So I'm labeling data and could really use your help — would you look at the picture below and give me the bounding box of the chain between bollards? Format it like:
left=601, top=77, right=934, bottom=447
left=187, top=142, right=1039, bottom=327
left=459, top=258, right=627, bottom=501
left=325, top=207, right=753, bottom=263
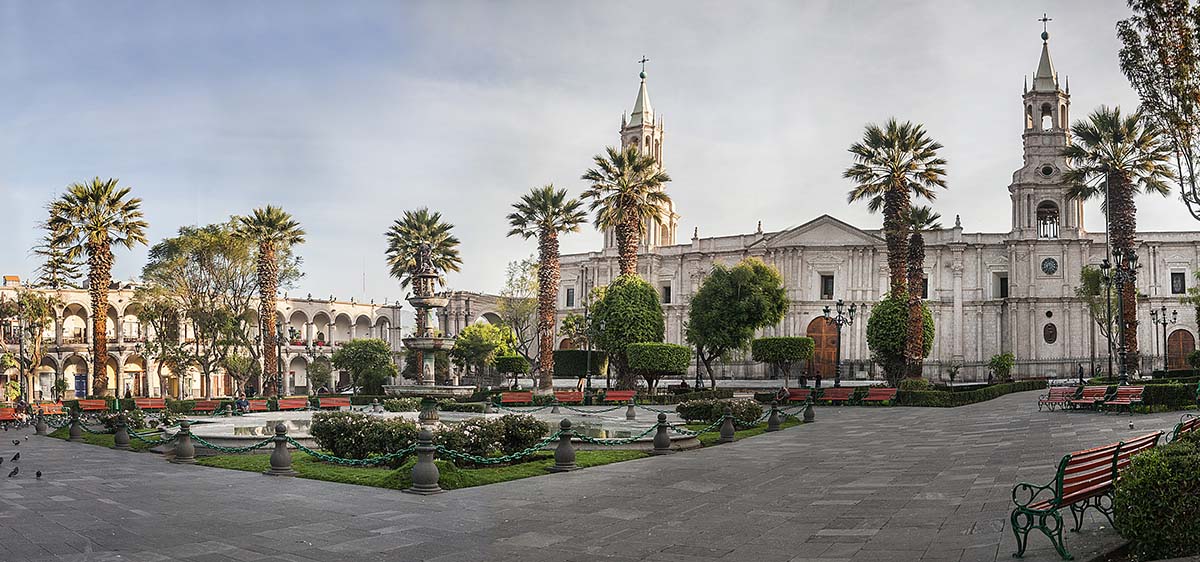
left=264, top=423, right=297, bottom=476
left=171, top=420, right=197, bottom=464
left=766, top=401, right=781, bottom=432
left=406, top=428, right=442, bottom=495
left=113, top=413, right=131, bottom=450
left=652, top=413, right=672, bottom=455
left=549, top=418, right=576, bottom=472
left=718, top=406, right=736, bottom=443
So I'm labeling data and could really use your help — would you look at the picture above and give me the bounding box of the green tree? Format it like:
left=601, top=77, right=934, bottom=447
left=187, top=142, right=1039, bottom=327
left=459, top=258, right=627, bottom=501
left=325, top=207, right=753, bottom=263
left=866, top=293, right=934, bottom=386
left=627, top=342, right=690, bottom=393
left=222, top=352, right=260, bottom=396
left=591, top=275, right=664, bottom=389
left=1117, top=2, right=1200, bottom=222
left=450, top=323, right=515, bottom=380
left=494, top=354, right=531, bottom=388
left=384, top=208, right=462, bottom=289
left=987, top=353, right=1016, bottom=383
left=234, top=206, right=306, bottom=396
left=32, top=218, right=82, bottom=290
left=1063, top=106, right=1174, bottom=372
left=845, top=119, right=948, bottom=295
left=507, top=185, right=588, bottom=390
left=6, top=289, right=60, bottom=400
left=1076, top=265, right=1118, bottom=367
left=559, top=312, right=590, bottom=349
left=307, top=356, right=333, bottom=392
left=132, top=285, right=191, bottom=398
left=685, top=257, right=788, bottom=387
left=581, top=145, right=672, bottom=276
left=904, top=206, right=942, bottom=378
left=331, top=338, right=396, bottom=395
left=495, top=258, right=539, bottom=369
left=46, top=177, right=149, bottom=395
left=750, top=337, right=815, bottom=386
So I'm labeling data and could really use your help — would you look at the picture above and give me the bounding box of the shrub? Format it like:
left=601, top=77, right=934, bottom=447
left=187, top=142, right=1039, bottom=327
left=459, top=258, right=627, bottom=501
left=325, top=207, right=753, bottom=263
left=552, top=350, right=609, bottom=378
left=897, top=378, right=933, bottom=391
left=382, top=397, right=421, bottom=412
left=627, top=342, right=691, bottom=391
left=895, top=380, right=1047, bottom=407
left=98, top=409, right=147, bottom=431
left=435, top=414, right=549, bottom=463
left=1113, top=432, right=1200, bottom=560
left=637, top=389, right=734, bottom=405
left=988, top=353, right=1016, bottom=382
left=309, top=412, right=418, bottom=466
left=436, top=399, right=487, bottom=413
left=1138, top=384, right=1195, bottom=409
left=867, top=293, right=934, bottom=384
left=675, top=398, right=763, bottom=425
left=751, top=337, right=815, bottom=382
left=1190, top=349, right=1200, bottom=370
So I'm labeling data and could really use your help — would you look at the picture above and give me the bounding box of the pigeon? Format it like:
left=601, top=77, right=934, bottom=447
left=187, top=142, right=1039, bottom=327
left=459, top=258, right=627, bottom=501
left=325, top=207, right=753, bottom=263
left=12, top=439, right=19, bottom=446
left=7, top=467, right=17, bottom=478
left=10, top=452, right=18, bottom=462
left=35, top=471, right=41, bottom=479
left=24, top=436, right=28, bottom=441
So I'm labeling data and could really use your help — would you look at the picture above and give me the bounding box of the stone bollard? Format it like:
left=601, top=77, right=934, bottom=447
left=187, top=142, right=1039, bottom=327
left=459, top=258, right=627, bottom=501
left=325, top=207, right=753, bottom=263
left=550, top=400, right=560, bottom=414
left=484, top=402, right=493, bottom=414
left=68, top=413, right=83, bottom=442
left=406, top=428, right=442, bottom=495
left=371, top=399, right=380, bottom=413
left=113, top=413, right=132, bottom=450
left=549, top=419, right=577, bottom=472
left=263, top=423, right=297, bottom=476
left=35, top=414, right=48, bottom=436
left=718, top=406, right=736, bottom=443
left=171, top=421, right=196, bottom=464
left=625, top=400, right=636, bottom=421
left=418, top=397, right=440, bottom=423
left=765, top=401, right=781, bottom=432
left=651, top=413, right=672, bottom=455
left=803, top=398, right=815, bottom=423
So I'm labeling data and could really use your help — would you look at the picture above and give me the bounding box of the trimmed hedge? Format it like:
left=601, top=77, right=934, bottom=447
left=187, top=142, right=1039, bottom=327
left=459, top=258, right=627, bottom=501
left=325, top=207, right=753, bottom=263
left=552, top=350, right=609, bottom=378
left=494, top=355, right=531, bottom=375
left=627, top=343, right=691, bottom=375
left=750, top=337, right=815, bottom=364
left=895, top=380, right=1047, bottom=407
left=1113, top=431, right=1200, bottom=560
left=676, top=398, right=763, bottom=424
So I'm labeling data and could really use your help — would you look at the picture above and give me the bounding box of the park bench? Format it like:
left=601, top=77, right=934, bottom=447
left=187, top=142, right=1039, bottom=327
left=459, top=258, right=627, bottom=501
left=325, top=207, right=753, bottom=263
left=860, top=387, right=897, bottom=405
left=816, top=387, right=854, bottom=404
left=0, top=408, right=16, bottom=423
left=1100, top=386, right=1144, bottom=415
left=190, top=400, right=223, bottom=413
left=1010, top=431, right=1162, bottom=560
left=499, top=392, right=533, bottom=405
left=133, top=398, right=167, bottom=411
left=1169, top=414, right=1199, bottom=442
left=35, top=403, right=64, bottom=415
left=317, top=396, right=352, bottom=410
left=277, top=397, right=310, bottom=411
left=1067, top=386, right=1109, bottom=410
left=602, top=390, right=637, bottom=404
left=1038, top=387, right=1077, bottom=411
left=77, top=399, right=108, bottom=413
left=247, top=400, right=269, bottom=412
left=553, top=391, right=584, bottom=404
left=785, top=388, right=811, bottom=403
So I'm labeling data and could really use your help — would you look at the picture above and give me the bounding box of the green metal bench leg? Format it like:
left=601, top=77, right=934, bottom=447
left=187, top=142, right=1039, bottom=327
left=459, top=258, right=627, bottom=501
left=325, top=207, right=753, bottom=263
left=1011, top=509, right=1032, bottom=558
left=1043, top=511, right=1073, bottom=560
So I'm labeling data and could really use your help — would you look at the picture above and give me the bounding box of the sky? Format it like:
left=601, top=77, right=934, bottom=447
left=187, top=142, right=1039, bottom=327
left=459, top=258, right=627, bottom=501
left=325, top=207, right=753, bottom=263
left=0, top=0, right=1190, bottom=303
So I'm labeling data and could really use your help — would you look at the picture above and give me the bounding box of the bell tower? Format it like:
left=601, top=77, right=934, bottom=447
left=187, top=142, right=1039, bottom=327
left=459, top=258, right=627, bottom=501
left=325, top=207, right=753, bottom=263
left=1009, top=17, right=1083, bottom=240
left=603, top=60, right=679, bottom=251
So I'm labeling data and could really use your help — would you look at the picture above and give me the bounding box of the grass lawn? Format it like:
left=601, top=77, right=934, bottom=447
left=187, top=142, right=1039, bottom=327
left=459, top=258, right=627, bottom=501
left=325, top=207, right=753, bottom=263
left=47, top=426, right=161, bottom=452
left=196, top=449, right=648, bottom=490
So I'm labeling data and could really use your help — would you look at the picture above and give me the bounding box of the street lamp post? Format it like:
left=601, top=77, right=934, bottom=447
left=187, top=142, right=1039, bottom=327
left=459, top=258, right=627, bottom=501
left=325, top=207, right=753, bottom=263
left=581, top=265, right=593, bottom=399
left=822, top=299, right=857, bottom=388
left=16, top=299, right=26, bottom=402
left=275, top=320, right=285, bottom=397
left=1110, top=248, right=1139, bottom=385
left=1149, top=306, right=1177, bottom=373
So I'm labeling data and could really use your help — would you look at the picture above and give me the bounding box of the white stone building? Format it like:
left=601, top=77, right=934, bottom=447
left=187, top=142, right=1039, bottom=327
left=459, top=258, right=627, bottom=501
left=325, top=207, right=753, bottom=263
left=548, top=32, right=1200, bottom=381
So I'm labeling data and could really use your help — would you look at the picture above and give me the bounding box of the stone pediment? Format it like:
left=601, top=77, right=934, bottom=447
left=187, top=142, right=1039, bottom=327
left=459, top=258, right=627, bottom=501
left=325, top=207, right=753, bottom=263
left=752, top=215, right=882, bottom=248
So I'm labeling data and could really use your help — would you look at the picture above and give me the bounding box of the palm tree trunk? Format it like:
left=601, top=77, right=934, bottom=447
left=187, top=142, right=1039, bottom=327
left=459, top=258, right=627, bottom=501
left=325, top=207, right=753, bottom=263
left=536, top=231, right=560, bottom=391
left=258, top=242, right=280, bottom=395
left=1110, top=173, right=1140, bottom=373
left=882, top=189, right=910, bottom=295
left=617, top=217, right=640, bottom=277
left=905, top=232, right=926, bottom=378
left=89, top=244, right=112, bottom=396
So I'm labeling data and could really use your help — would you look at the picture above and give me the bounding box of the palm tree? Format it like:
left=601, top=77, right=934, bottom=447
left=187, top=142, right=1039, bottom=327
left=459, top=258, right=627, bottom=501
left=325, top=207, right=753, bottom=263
left=234, top=206, right=305, bottom=396
left=581, top=145, right=672, bottom=276
left=1063, top=106, right=1174, bottom=373
left=507, top=185, right=587, bottom=390
left=904, top=206, right=942, bottom=378
left=46, top=178, right=148, bottom=396
left=384, top=208, right=462, bottom=290
left=844, top=119, right=948, bottom=295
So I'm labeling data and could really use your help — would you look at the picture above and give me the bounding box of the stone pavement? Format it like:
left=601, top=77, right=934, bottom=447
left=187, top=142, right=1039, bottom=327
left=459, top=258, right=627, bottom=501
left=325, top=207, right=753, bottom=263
left=0, top=391, right=1188, bottom=562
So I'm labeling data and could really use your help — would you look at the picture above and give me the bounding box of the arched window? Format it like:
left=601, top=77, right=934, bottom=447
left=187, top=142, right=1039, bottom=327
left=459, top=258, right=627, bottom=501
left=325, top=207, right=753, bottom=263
left=1060, top=104, right=1068, bottom=129
left=1040, top=103, right=1054, bottom=131
left=1025, top=105, right=1034, bottom=130
left=1037, top=201, right=1059, bottom=239
left=644, top=135, right=651, bottom=153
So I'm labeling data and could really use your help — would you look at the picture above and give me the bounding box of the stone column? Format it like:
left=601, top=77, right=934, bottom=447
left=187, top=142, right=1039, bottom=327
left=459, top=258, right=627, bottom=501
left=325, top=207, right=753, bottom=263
left=86, top=319, right=93, bottom=345
left=305, top=322, right=313, bottom=346
left=326, top=322, right=335, bottom=346
left=56, top=316, right=63, bottom=346
left=952, top=261, right=964, bottom=362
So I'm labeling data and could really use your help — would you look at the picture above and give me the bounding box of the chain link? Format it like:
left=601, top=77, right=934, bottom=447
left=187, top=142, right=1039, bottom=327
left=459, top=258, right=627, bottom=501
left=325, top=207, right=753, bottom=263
left=286, top=437, right=417, bottom=466
left=635, top=404, right=677, bottom=414
left=128, top=430, right=176, bottom=446
left=561, top=404, right=625, bottom=414
left=492, top=404, right=554, bottom=414
left=189, top=434, right=275, bottom=454
left=669, top=417, right=726, bottom=436
left=573, top=424, right=658, bottom=446
left=433, top=431, right=561, bottom=465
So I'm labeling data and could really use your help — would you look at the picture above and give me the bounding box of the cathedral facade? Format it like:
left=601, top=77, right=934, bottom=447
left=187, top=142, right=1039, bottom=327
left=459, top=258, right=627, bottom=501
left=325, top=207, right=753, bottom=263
left=552, top=33, right=1200, bottom=382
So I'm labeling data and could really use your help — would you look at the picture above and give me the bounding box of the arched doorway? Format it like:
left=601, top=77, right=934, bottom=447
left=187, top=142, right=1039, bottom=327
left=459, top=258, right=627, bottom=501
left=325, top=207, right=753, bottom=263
left=1167, top=329, right=1196, bottom=371
left=806, top=317, right=837, bottom=379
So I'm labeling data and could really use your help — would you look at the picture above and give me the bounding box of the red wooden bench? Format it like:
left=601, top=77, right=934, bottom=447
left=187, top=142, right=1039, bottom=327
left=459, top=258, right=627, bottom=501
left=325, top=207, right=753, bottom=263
left=0, top=408, right=16, bottom=423
left=1100, top=386, right=1144, bottom=414
left=1038, top=387, right=1076, bottom=411
left=318, top=396, right=352, bottom=409
left=602, top=390, right=636, bottom=403
left=1010, top=431, right=1163, bottom=559
left=77, top=399, right=108, bottom=412
left=785, top=388, right=812, bottom=403
left=500, top=392, right=533, bottom=405
left=1067, top=386, right=1109, bottom=410
left=860, top=387, right=897, bottom=405
left=553, top=391, right=584, bottom=404
left=134, top=398, right=167, bottom=411
left=34, top=403, right=64, bottom=415
left=247, top=400, right=270, bottom=412
left=816, top=387, right=854, bottom=404
left=190, top=400, right=223, bottom=413
left=277, top=397, right=310, bottom=411
left=1170, top=414, right=1199, bottom=442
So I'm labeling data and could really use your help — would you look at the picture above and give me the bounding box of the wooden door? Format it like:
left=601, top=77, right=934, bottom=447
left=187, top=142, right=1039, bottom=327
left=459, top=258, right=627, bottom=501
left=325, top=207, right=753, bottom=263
left=1167, top=329, right=1196, bottom=371
left=806, top=317, right=837, bottom=378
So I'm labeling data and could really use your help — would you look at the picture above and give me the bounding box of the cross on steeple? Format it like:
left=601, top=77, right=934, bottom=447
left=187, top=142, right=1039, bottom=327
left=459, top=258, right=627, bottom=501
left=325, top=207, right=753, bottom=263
left=1039, top=13, right=1052, bottom=40
left=638, top=55, right=650, bottom=74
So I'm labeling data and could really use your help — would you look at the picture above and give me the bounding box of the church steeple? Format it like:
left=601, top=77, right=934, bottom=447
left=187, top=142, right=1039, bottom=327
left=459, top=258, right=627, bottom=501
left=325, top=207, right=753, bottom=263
left=629, top=69, right=653, bottom=127
left=1032, top=25, right=1058, bottom=92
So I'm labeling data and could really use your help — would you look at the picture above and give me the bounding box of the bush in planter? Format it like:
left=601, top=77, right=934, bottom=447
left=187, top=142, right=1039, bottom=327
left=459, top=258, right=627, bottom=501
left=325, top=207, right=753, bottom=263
left=382, top=397, right=421, bottom=412
left=627, top=342, right=691, bottom=392
left=434, top=414, right=549, bottom=463
left=675, top=398, right=763, bottom=425
left=1113, top=432, right=1200, bottom=560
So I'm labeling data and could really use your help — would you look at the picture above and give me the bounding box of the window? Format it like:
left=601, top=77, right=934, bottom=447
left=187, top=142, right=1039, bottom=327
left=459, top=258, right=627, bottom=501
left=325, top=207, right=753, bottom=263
left=1173, top=272, right=1187, bottom=295
left=994, top=273, right=1009, bottom=299
left=820, top=275, right=834, bottom=300
left=565, top=288, right=575, bottom=308
left=661, top=285, right=672, bottom=304
left=922, top=277, right=929, bottom=300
